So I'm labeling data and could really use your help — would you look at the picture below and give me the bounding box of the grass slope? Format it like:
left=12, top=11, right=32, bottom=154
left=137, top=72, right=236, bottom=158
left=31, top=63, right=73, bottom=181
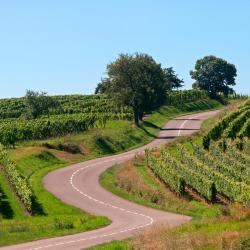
left=0, top=99, right=222, bottom=246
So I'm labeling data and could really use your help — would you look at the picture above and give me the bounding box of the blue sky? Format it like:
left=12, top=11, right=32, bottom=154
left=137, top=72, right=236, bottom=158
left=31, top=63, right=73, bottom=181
left=0, top=0, right=249, bottom=98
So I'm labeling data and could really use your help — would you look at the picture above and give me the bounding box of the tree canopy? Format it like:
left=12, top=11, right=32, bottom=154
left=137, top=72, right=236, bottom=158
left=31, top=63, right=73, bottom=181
left=24, top=90, right=58, bottom=119
left=190, top=55, right=237, bottom=98
left=95, top=53, right=183, bottom=125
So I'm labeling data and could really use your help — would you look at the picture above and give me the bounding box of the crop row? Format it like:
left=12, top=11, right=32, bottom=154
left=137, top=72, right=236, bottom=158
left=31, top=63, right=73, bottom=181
left=165, top=90, right=208, bottom=106
left=192, top=145, right=250, bottom=185
left=145, top=143, right=250, bottom=204
left=0, top=94, right=132, bottom=119
left=0, top=112, right=136, bottom=147
left=238, top=117, right=250, bottom=138
left=145, top=149, right=215, bottom=201
left=0, top=90, right=208, bottom=119
left=178, top=147, right=250, bottom=203
left=0, top=146, right=32, bottom=211
left=203, top=100, right=250, bottom=148
left=209, top=143, right=250, bottom=178
left=223, top=110, right=250, bottom=139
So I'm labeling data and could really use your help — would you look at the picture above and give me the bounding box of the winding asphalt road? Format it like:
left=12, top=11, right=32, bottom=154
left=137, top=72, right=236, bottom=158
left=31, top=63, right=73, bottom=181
left=1, top=110, right=219, bottom=250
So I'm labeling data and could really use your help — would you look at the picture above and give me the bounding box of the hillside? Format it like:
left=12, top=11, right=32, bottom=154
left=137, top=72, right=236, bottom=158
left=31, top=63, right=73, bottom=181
left=99, top=99, right=250, bottom=249
left=0, top=91, right=223, bottom=246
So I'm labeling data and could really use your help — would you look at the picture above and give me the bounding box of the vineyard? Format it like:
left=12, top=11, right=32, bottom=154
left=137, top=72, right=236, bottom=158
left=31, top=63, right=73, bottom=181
left=146, top=100, right=250, bottom=204
left=0, top=91, right=209, bottom=146
left=203, top=99, right=250, bottom=148
left=0, top=91, right=208, bottom=119
left=146, top=139, right=250, bottom=204
left=0, top=94, right=131, bottom=119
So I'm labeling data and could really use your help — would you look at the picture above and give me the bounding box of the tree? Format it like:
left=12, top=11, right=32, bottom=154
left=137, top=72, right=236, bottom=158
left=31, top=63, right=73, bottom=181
left=190, top=56, right=237, bottom=98
left=164, top=67, right=183, bottom=89
left=95, top=78, right=112, bottom=94
left=96, top=53, right=181, bottom=126
left=24, top=90, right=59, bottom=119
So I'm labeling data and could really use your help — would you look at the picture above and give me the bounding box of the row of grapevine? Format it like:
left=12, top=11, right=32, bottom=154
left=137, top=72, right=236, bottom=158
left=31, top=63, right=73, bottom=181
left=208, top=143, right=250, bottom=179
left=165, top=90, right=208, bottom=106
left=192, top=145, right=250, bottom=185
left=238, top=118, right=250, bottom=138
left=203, top=100, right=250, bottom=148
left=145, top=150, right=185, bottom=195
left=178, top=147, right=250, bottom=203
left=223, top=110, right=250, bottom=139
left=0, top=146, right=32, bottom=211
left=221, top=143, right=250, bottom=166
left=0, top=91, right=208, bottom=119
left=145, top=150, right=215, bottom=200
left=0, top=94, right=133, bottom=119
left=0, top=114, right=98, bottom=146
left=0, top=112, right=135, bottom=147
left=145, top=142, right=250, bottom=204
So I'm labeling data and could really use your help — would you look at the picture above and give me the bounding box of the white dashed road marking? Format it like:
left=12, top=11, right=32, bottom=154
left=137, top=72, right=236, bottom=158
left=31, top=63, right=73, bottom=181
left=25, top=113, right=206, bottom=250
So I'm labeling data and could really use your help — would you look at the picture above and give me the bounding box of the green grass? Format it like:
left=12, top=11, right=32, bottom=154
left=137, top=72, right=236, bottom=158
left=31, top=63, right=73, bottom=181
left=85, top=240, right=130, bottom=250
left=0, top=150, right=109, bottom=246
left=0, top=98, right=223, bottom=246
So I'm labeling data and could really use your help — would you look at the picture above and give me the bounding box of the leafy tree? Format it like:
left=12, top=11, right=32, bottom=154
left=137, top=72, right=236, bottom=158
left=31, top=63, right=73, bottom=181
left=96, top=53, right=182, bottom=125
left=95, top=78, right=112, bottom=94
left=24, top=90, right=59, bottom=119
left=190, top=55, right=237, bottom=98
left=164, top=67, right=183, bottom=89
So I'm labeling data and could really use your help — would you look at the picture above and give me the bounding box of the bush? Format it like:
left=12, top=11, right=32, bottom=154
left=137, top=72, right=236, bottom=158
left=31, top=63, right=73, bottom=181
left=43, top=143, right=81, bottom=154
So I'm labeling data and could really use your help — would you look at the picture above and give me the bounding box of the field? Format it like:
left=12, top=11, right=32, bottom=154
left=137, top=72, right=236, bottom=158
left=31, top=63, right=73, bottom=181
left=99, top=100, right=250, bottom=249
left=0, top=91, right=224, bottom=246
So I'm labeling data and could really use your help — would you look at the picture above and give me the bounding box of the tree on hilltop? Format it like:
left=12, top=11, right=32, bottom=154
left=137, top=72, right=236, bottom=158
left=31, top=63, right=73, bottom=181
left=190, top=55, right=237, bottom=98
left=24, top=90, right=59, bottom=119
left=95, top=53, right=183, bottom=126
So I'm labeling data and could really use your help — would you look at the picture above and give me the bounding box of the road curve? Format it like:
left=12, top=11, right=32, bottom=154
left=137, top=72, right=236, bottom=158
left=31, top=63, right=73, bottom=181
left=1, top=110, right=219, bottom=250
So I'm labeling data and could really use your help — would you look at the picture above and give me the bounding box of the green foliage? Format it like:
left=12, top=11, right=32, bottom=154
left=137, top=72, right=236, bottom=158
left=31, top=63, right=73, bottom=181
left=145, top=150, right=185, bottom=195
left=96, top=53, right=182, bottom=125
left=224, top=110, right=250, bottom=139
left=146, top=141, right=250, bottom=204
left=165, top=89, right=208, bottom=106
left=179, top=146, right=250, bottom=203
left=0, top=94, right=132, bottom=119
left=190, top=55, right=237, bottom=97
left=203, top=99, right=250, bottom=146
left=145, top=150, right=215, bottom=201
left=0, top=146, right=32, bottom=211
left=0, top=114, right=104, bottom=145
left=239, top=117, right=250, bottom=138
left=24, top=90, right=59, bottom=119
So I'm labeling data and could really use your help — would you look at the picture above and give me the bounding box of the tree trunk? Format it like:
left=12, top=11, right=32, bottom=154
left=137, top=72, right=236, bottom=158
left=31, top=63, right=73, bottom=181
left=133, top=107, right=139, bottom=126
left=139, top=111, right=144, bottom=121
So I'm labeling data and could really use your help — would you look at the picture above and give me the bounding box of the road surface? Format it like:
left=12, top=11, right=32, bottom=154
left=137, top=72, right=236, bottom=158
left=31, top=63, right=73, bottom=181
left=1, top=110, right=219, bottom=250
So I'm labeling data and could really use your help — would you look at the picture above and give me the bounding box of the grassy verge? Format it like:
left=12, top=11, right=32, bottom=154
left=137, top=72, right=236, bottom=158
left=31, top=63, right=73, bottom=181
left=0, top=99, right=222, bottom=246
left=0, top=150, right=109, bottom=246
left=98, top=100, right=250, bottom=249
left=85, top=241, right=130, bottom=250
